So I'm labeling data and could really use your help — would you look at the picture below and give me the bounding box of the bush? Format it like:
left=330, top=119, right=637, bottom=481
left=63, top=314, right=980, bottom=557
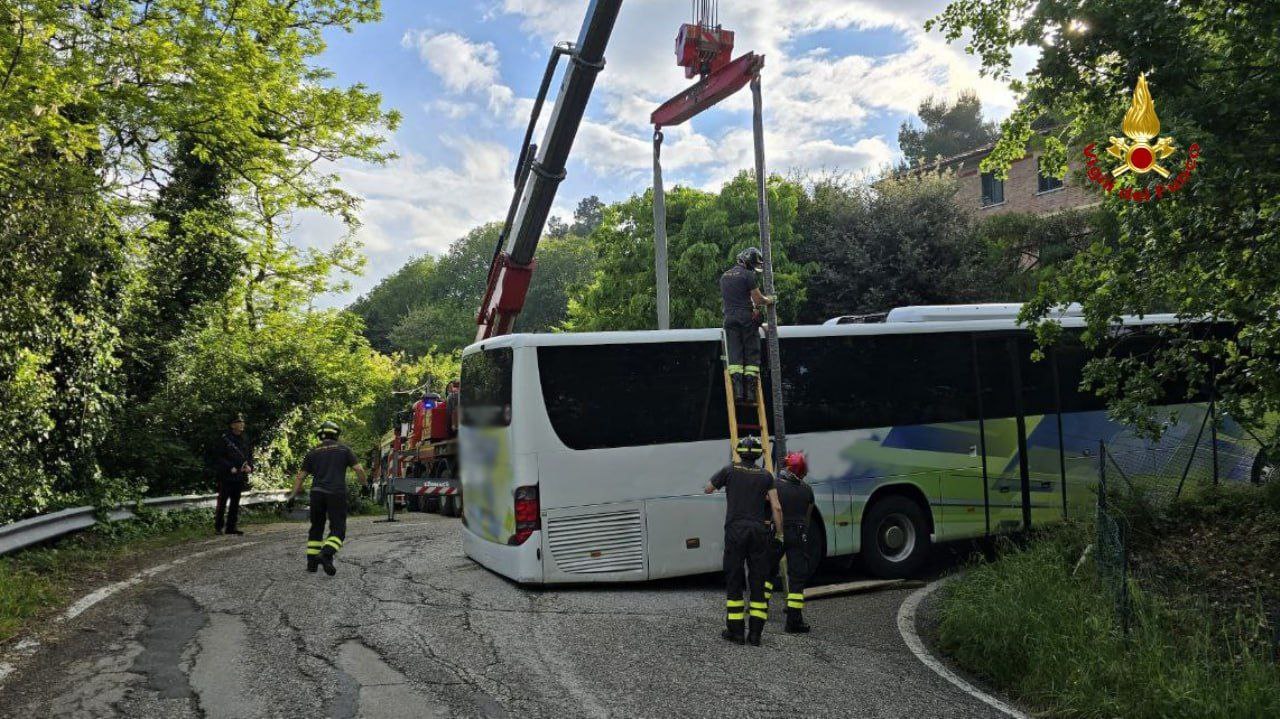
left=936, top=520, right=1280, bottom=719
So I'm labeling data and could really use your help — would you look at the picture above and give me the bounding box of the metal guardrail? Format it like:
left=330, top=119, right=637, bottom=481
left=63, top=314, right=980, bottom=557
left=0, top=490, right=291, bottom=557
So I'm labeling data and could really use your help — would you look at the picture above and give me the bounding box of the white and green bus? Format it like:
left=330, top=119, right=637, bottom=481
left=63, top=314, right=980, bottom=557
left=460, top=305, right=1254, bottom=584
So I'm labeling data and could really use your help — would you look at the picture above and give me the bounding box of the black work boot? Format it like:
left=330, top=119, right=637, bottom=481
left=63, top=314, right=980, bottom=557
left=747, top=616, right=765, bottom=646
left=785, top=608, right=811, bottom=634
left=320, top=548, right=337, bottom=576
left=731, top=374, right=745, bottom=402
left=306, top=556, right=319, bottom=573
left=722, top=619, right=745, bottom=645
left=743, top=375, right=758, bottom=405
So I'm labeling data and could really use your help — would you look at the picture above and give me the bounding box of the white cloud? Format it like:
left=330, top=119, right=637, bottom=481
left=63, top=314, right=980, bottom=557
left=495, top=0, right=1028, bottom=182
left=297, top=139, right=515, bottom=306
left=308, top=1, right=1037, bottom=304
left=402, top=30, right=516, bottom=113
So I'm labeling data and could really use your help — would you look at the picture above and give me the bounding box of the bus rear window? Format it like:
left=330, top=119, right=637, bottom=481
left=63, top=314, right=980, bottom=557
left=462, top=348, right=513, bottom=427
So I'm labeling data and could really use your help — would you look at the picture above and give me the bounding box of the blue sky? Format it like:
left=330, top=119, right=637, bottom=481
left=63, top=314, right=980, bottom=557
left=301, top=0, right=1031, bottom=306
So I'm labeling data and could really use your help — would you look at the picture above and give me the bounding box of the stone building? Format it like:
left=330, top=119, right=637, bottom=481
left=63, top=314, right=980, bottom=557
left=916, top=144, right=1097, bottom=217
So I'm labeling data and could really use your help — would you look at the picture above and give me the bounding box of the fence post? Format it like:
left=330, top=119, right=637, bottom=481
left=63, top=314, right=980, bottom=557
left=1175, top=408, right=1209, bottom=499
left=1210, top=398, right=1220, bottom=485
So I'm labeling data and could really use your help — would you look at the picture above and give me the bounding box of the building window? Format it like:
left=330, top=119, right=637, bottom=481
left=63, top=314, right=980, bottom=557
left=1037, top=157, right=1064, bottom=193
left=980, top=172, right=1004, bottom=207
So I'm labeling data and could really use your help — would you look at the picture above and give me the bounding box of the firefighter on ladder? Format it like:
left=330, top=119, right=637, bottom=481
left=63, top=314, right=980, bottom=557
left=705, top=436, right=784, bottom=646
left=767, top=451, right=815, bottom=633
left=720, top=248, right=773, bottom=403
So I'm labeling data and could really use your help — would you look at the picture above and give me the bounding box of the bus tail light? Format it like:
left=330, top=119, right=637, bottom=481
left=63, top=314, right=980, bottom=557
left=510, top=485, right=540, bottom=545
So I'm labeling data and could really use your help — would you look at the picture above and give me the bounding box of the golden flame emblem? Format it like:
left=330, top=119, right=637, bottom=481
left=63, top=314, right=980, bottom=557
left=1107, top=74, right=1176, bottom=178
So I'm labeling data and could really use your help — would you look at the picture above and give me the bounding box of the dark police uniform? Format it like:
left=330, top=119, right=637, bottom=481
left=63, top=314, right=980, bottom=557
left=709, top=462, right=775, bottom=638
left=300, top=439, right=360, bottom=563
left=214, top=431, right=253, bottom=533
left=720, top=265, right=761, bottom=390
left=768, top=469, right=816, bottom=619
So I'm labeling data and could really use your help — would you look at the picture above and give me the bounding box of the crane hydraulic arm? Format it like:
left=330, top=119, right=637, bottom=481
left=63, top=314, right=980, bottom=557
left=474, top=0, right=624, bottom=342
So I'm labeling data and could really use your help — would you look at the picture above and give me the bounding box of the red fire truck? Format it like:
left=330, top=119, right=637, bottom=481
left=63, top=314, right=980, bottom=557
left=369, top=393, right=462, bottom=519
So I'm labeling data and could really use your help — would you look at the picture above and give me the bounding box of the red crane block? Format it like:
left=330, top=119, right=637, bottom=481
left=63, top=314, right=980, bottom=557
left=651, top=52, right=764, bottom=128
left=675, top=22, right=735, bottom=79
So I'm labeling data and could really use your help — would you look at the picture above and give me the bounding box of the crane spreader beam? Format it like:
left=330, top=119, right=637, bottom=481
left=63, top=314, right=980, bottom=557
left=650, top=52, right=763, bottom=128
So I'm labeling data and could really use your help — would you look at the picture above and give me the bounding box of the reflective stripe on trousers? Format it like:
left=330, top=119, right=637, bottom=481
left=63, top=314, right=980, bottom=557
left=726, top=599, right=745, bottom=621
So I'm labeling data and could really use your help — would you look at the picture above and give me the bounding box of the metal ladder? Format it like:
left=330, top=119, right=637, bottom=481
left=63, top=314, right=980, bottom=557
left=721, top=331, right=792, bottom=605
left=720, top=334, right=773, bottom=473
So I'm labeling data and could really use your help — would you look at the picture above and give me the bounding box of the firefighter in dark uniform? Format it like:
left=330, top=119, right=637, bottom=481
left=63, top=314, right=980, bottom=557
left=720, top=248, right=774, bottom=403
left=288, top=421, right=368, bottom=576
left=767, top=451, right=816, bottom=633
left=704, top=436, right=784, bottom=646
left=214, top=414, right=254, bottom=535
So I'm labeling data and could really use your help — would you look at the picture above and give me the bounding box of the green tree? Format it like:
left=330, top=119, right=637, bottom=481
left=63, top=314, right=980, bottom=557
left=568, top=173, right=809, bottom=332
left=136, top=310, right=393, bottom=494
left=897, top=91, right=998, bottom=166
left=930, top=0, right=1280, bottom=432
left=376, top=222, right=597, bottom=355
left=975, top=208, right=1108, bottom=300
left=793, top=172, right=999, bottom=321
left=0, top=1, right=397, bottom=520
left=350, top=256, right=437, bottom=353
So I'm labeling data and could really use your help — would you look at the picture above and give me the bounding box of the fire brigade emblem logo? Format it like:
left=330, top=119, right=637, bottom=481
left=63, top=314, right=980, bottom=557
left=1083, top=74, right=1200, bottom=203
left=1106, top=75, right=1175, bottom=178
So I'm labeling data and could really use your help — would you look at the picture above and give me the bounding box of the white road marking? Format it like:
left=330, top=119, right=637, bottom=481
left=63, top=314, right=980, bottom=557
left=896, top=578, right=1031, bottom=719
left=61, top=542, right=257, bottom=621
left=0, top=541, right=259, bottom=690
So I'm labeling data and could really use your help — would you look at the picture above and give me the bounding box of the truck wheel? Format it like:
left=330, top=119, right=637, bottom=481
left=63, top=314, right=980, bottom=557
left=442, top=495, right=458, bottom=517
left=425, top=495, right=441, bottom=513
left=860, top=495, right=931, bottom=579
left=406, top=494, right=422, bottom=512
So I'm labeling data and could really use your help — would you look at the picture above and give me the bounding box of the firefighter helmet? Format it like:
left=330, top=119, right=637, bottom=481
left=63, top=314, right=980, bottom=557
left=736, top=247, right=764, bottom=272
left=317, top=421, right=341, bottom=440
left=784, top=451, right=809, bottom=480
left=737, top=436, right=763, bottom=461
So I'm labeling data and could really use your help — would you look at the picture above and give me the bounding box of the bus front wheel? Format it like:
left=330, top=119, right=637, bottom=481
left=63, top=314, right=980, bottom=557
left=860, top=495, right=931, bottom=579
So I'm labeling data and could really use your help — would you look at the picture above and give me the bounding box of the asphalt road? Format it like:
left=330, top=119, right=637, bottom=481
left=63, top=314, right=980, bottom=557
left=0, top=513, right=1008, bottom=719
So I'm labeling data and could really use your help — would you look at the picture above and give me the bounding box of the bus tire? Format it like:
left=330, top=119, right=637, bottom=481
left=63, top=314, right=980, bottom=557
left=860, top=495, right=931, bottom=579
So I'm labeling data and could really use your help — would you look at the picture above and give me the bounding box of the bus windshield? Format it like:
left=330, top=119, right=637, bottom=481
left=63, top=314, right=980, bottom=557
left=462, top=348, right=513, bottom=427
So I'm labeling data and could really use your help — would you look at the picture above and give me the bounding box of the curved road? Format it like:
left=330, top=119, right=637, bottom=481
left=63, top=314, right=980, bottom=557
left=0, top=513, right=1007, bottom=718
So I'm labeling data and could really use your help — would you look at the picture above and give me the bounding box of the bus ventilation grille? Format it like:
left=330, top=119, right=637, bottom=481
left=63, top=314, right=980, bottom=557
left=546, top=510, right=645, bottom=575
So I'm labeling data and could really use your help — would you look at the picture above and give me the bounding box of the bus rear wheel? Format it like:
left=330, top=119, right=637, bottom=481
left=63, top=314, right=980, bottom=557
left=860, top=495, right=931, bottom=579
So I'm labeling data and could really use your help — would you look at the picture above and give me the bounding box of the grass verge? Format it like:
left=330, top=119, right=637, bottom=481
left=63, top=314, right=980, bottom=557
left=934, top=483, right=1280, bottom=719
left=0, top=505, right=285, bottom=646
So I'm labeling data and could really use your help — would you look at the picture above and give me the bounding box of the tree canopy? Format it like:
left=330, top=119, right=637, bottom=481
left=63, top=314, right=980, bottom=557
left=0, top=1, right=398, bottom=521
left=930, top=0, right=1280, bottom=433
left=897, top=91, right=999, bottom=167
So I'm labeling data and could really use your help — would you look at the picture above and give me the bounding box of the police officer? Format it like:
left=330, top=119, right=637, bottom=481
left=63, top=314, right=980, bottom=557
left=720, top=248, right=774, bottom=402
left=289, top=421, right=368, bottom=576
left=214, top=414, right=254, bottom=535
left=768, top=451, right=816, bottom=633
left=704, top=436, right=784, bottom=646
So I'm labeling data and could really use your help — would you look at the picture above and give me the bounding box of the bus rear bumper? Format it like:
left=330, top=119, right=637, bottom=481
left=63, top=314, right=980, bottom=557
left=463, top=525, right=544, bottom=584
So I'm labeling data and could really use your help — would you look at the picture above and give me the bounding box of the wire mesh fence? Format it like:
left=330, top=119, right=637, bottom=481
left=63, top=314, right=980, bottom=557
left=1093, top=407, right=1278, bottom=654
